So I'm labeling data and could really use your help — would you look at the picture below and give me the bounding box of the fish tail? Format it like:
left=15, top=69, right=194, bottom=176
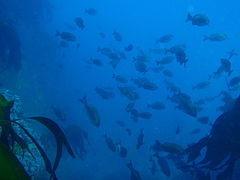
left=79, top=96, right=87, bottom=104
left=185, top=13, right=192, bottom=22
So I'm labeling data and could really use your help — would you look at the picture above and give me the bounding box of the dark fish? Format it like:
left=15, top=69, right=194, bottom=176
left=136, top=128, right=144, bottom=150
left=56, top=31, right=76, bottom=41
left=228, top=76, right=240, bottom=88
left=125, top=44, right=133, bottom=51
left=112, top=74, right=128, bottom=83
left=125, top=103, right=135, bottom=112
left=116, top=143, right=128, bottom=158
left=154, top=154, right=171, bottom=177
left=112, top=31, right=122, bottom=42
left=149, top=157, right=157, bottom=175
left=118, top=86, right=139, bottom=100
left=89, top=58, right=103, bottom=66
left=104, top=134, right=116, bottom=152
left=197, top=116, right=209, bottom=125
left=192, top=81, right=210, bottom=90
left=51, top=105, right=66, bottom=122
left=134, top=61, right=148, bottom=73
left=85, top=8, right=97, bottom=16
left=168, top=92, right=198, bottom=117
left=152, top=141, right=184, bottom=154
left=133, top=77, right=158, bottom=91
left=204, top=33, right=227, bottom=42
left=156, top=56, right=175, bottom=65
left=126, top=161, right=142, bottom=180
left=74, top=17, right=85, bottom=30
left=79, top=96, right=101, bottom=127
left=138, top=112, right=152, bottom=119
left=166, top=45, right=188, bottom=66
left=186, top=13, right=209, bottom=26
left=147, top=101, right=165, bottom=110
left=95, top=87, right=115, bottom=99
left=211, top=58, right=233, bottom=78
left=64, top=124, right=88, bottom=160
left=156, top=34, right=173, bottom=43
left=163, top=70, right=173, bottom=78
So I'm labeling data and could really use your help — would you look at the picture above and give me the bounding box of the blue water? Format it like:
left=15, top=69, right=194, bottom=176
left=1, top=0, right=240, bottom=179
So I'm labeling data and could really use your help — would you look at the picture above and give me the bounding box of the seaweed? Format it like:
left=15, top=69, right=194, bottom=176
left=0, top=94, right=76, bottom=179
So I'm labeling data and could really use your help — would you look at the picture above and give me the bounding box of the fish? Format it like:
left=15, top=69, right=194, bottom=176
left=186, top=13, right=209, bottom=26
left=147, top=101, right=165, bottom=110
left=118, top=87, right=139, bottom=100
left=64, top=124, right=88, bottom=160
left=168, top=92, right=198, bottom=117
left=74, top=17, right=85, bottom=30
left=116, top=142, right=128, bottom=158
left=166, top=45, right=188, bottom=66
left=132, top=77, right=158, bottom=91
left=112, top=31, right=122, bottom=42
left=79, top=96, right=101, bottom=127
left=151, top=140, right=184, bottom=154
left=156, top=56, right=175, bottom=65
left=192, top=81, right=210, bottom=90
left=56, top=31, right=76, bottom=41
left=134, top=61, right=148, bottom=73
left=156, top=34, right=173, bottom=43
left=89, top=58, right=103, bottom=66
left=125, top=44, right=134, bottom=51
left=204, top=33, right=227, bottom=41
left=136, top=128, right=144, bottom=150
left=228, top=76, right=240, bottom=88
left=85, top=8, right=97, bottom=16
left=149, top=157, right=157, bottom=175
left=138, top=112, right=152, bottom=119
left=154, top=154, right=171, bottom=177
left=95, top=87, right=115, bottom=99
left=163, top=70, right=173, bottom=78
left=51, top=105, right=66, bottom=122
left=126, top=161, right=142, bottom=180
left=125, top=103, right=135, bottom=112
left=112, top=74, right=128, bottom=83
left=104, top=134, right=116, bottom=152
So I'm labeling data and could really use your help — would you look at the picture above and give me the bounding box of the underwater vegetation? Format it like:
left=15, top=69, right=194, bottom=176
left=0, top=93, right=75, bottom=179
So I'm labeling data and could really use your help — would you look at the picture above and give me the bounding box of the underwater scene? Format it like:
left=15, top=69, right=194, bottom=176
left=0, top=0, right=240, bottom=179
